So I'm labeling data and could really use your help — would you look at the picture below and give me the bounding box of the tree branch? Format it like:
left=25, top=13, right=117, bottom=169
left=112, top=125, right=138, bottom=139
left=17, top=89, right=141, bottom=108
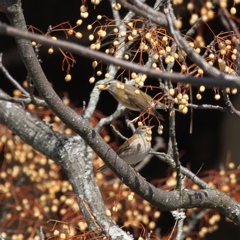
left=0, top=22, right=240, bottom=89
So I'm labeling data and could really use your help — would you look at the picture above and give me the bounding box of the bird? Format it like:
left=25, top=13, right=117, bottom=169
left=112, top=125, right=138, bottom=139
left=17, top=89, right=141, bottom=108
left=97, top=126, right=153, bottom=172
left=97, top=80, right=164, bottom=121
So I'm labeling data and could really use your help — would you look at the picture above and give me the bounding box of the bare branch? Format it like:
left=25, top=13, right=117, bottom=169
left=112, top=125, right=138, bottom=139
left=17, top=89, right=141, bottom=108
left=188, top=103, right=240, bottom=117
left=169, top=111, right=182, bottom=190
left=95, top=104, right=126, bottom=132
left=0, top=23, right=240, bottom=89
left=149, top=151, right=213, bottom=189
left=0, top=53, right=48, bottom=107
left=0, top=93, right=47, bottom=107
left=0, top=53, right=29, bottom=97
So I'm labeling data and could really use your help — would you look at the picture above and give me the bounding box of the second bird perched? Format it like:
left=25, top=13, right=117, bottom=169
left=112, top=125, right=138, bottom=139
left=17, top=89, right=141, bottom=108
left=97, top=80, right=164, bottom=121
left=97, top=126, right=153, bottom=172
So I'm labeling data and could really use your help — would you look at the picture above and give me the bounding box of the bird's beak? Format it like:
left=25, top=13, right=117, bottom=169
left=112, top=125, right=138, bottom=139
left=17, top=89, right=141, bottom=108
left=146, top=125, right=154, bottom=134
left=97, top=84, right=108, bottom=90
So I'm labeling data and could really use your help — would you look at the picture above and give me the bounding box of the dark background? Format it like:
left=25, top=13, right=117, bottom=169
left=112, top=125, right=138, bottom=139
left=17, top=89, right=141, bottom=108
left=0, top=0, right=240, bottom=238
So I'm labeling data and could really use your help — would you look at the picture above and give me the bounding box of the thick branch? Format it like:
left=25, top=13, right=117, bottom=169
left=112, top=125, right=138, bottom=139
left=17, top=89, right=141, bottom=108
left=0, top=89, right=132, bottom=239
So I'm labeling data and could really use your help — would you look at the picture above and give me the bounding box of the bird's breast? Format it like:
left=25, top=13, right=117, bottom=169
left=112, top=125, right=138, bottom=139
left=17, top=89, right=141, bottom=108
left=118, top=137, right=150, bottom=165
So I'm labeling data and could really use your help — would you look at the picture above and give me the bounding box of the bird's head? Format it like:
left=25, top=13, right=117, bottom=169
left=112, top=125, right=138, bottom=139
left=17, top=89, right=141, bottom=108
left=97, top=80, right=124, bottom=92
left=136, top=126, right=154, bottom=135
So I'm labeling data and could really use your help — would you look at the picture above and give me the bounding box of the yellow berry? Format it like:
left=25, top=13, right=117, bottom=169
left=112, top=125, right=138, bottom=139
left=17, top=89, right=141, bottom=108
left=157, top=127, right=163, bottom=135
left=190, top=14, right=199, bottom=25
left=183, top=94, right=189, bottom=100
left=105, top=209, right=111, bottom=217
left=181, top=98, right=188, bottom=105
left=225, top=87, right=230, bottom=93
left=96, top=71, right=102, bottom=76
left=198, top=68, right=204, bottom=75
left=174, top=19, right=182, bottom=29
left=80, top=5, right=87, bottom=13
left=231, top=54, right=236, bottom=61
left=131, top=72, right=137, bottom=79
left=199, top=85, right=205, bottom=92
left=182, top=106, right=188, bottom=114
left=181, top=65, right=187, bottom=71
left=92, top=61, right=98, bottom=68
left=145, top=32, right=152, bottom=40
left=120, top=31, right=127, bottom=37
left=113, top=40, right=119, bottom=46
left=214, top=94, right=221, bottom=100
left=148, top=221, right=156, bottom=229
left=75, top=32, right=82, bottom=38
left=196, top=93, right=202, bottom=100
left=207, top=10, right=215, bottom=19
left=81, top=12, right=89, bottom=18
left=166, top=46, right=171, bottom=53
left=152, top=62, right=157, bottom=68
left=159, top=49, right=166, bottom=55
left=65, top=74, right=72, bottom=82
left=76, top=19, right=83, bottom=25
left=89, top=77, right=95, bottom=84
left=177, top=93, right=183, bottom=100
left=206, top=1, right=213, bottom=9
left=113, top=28, right=119, bottom=33
left=89, top=34, right=94, bottom=41
left=90, top=44, right=96, bottom=50
left=146, top=136, right=152, bottom=142
left=220, top=1, right=227, bottom=8
left=48, top=47, right=54, bottom=54
left=187, top=2, right=194, bottom=10
left=169, top=88, right=175, bottom=96
left=154, top=211, right=161, bottom=218
left=112, top=3, right=121, bottom=10
left=209, top=53, right=215, bottom=59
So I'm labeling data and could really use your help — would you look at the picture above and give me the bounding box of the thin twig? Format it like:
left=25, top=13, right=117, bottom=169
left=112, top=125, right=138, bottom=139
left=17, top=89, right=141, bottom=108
left=188, top=103, right=240, bottom=117
left=168, top=111, right=182, bottom=190
left=149, top=151, right=213, bottom=189
left=180, top=209, right=210, bottom=240
left=110, top=123, right=128, bottom=141
left=95, top=104, right=126, bottom=132
left=0, top=90, right=48, bottom=107
left=0, top=53, right=29, bottom=97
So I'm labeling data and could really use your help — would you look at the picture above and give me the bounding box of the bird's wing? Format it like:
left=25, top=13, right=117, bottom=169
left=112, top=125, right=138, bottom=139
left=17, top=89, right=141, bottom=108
left=110, top=88, right=137, bottom=110
left=124, top=86, right=152, bottom=110
left=116, top=139, right=132, bottom=156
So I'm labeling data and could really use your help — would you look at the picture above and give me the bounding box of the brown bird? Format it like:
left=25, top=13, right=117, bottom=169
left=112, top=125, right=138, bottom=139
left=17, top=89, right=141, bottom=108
left=97, top=126, right=153, bottom=172
left=97, top=80, right=164, bottom=121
